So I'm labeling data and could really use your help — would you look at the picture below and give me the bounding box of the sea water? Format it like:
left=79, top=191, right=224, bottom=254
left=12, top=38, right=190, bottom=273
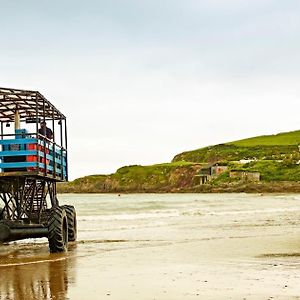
left=60, top=193, right=300, bottom=243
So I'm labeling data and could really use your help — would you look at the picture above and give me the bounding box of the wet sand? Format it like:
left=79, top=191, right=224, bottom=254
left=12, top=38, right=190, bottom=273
left=1, top=193, right=300, bottom=299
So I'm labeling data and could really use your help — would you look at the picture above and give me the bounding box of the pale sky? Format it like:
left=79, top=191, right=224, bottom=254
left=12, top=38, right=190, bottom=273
left=1, top=0, right=300, bottom=179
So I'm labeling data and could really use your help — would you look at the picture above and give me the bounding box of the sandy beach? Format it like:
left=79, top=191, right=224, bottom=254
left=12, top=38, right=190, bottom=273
left=1, top=193, right=300, bottom=299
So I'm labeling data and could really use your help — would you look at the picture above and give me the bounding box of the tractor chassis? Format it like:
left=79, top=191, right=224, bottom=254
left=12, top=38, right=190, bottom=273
left=0, top=176, right=58, bottom=244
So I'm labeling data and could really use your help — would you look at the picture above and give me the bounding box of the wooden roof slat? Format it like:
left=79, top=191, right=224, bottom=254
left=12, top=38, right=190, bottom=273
left=0, top=87, right=65, bottom=122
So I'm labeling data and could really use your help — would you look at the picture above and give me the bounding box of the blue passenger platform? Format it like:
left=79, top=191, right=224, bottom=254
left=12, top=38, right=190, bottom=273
left=0, top=130, right=67, bottom=182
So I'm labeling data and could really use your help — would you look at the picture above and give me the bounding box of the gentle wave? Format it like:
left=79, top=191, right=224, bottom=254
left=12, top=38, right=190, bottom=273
left=183, top=207, right=300, bottom=216
left=77, top=210, right=180, bottom=221
left=78, top=206, right=300, bottom=221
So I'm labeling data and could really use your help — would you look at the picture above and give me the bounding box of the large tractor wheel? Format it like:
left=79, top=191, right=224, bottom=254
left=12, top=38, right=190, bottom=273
left=48, top=206, right=68, bottom=253
left=62, top=205, right=77, bottom=242
left=0, top=207, right=6, bottom=220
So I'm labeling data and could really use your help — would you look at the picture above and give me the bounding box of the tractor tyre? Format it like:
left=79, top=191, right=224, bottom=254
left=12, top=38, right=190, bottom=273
left=0, top=207, right=6, bottom=220
left=62, top=205, right=77, bottom=242
left=48, top=206, right=68, bottom=253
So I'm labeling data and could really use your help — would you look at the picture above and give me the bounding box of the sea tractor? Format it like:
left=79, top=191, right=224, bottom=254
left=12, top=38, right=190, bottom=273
left=0, top=87, right=76, bottom=252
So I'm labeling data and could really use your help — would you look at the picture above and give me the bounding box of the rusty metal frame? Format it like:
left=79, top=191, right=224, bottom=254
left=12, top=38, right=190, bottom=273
left=0, top=87, right=65, bottom=122
left=0, top=177, right=58, bottom=224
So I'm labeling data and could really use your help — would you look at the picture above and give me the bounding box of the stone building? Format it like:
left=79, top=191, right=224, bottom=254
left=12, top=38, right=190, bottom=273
left=196, top=163, right=228, bottom=185
left=229, top=170, right=260, bottom=181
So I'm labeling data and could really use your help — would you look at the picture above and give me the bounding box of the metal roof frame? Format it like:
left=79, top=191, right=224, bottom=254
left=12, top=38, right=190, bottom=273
left=0, top=87, right=66, bottom=122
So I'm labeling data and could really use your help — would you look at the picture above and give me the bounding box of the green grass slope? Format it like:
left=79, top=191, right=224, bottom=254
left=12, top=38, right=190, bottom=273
left=173, top=130, right=300, bottom=163
left=229, top=130, right=300, bottom=146
left=58, top=162, right=202, bottom=193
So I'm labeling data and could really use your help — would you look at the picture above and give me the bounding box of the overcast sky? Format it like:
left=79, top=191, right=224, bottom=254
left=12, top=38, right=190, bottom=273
left=1, top=0, right=300, bottom=179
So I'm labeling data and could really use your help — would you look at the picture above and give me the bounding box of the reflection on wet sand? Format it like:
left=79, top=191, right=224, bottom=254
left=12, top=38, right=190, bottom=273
left=0, top=243, right=77, bottom=300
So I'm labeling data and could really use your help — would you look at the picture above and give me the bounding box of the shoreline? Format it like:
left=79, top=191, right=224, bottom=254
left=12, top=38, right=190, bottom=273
left=58, top=181, right=300, bottom=194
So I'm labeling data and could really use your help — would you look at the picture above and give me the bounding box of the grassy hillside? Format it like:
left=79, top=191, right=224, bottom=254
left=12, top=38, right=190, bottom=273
left=172, top=144, right=297, bottom=163
left=173, top=130, right=300, bottom=163
left=59, top=129, right=300, bottom=193
left=229, top=130, right=300, bottom=146
left=58, top=162, right=202, bottom=193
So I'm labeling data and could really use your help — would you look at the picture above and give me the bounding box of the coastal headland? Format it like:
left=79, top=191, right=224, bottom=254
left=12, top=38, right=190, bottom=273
left=59, top=130, right=300, bottom=193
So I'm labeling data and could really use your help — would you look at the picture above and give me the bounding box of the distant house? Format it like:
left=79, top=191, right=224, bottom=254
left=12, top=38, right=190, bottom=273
left=195, top=163, right=228, bottom=185
left=229, top=170, right=260, bottom=181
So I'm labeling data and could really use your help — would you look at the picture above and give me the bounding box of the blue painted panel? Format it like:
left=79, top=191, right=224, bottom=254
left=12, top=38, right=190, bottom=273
left=0, top=151, right=66, bottom=166
left=50, top=155, right=66, bottom=166
left=0, top=137, right=67, bottom=180
left=36, top=164, right=65, bottom=176
left=37, top=151, right=52, bottom=161
left=15, top=129, right=29, bottom=139
left=0, top=162, right=37, bottom=168
left=36, top=152, right=66, bottom=166
left=0, top=150, right=37, bottom=156
left=0, top=138, right=37, bottom=145
left=0, top=162, right=66, bottom=178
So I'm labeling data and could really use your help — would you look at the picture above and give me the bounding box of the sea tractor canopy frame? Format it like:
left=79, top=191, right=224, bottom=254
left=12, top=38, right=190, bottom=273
left=0, top=87, right=74, bottom=252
